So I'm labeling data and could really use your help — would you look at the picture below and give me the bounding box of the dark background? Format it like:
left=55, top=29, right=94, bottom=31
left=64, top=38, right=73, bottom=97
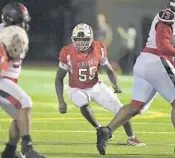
left=0, top=0, right=168, bottom=72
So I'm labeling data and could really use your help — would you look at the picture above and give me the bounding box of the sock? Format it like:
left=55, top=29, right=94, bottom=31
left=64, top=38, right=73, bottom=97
left=2, top=143, right=16, bottom=156
left=22, top=135, right=32, bottom=143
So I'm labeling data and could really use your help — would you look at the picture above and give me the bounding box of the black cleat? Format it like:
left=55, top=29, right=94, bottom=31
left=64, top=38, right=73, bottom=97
left=1, top=152, right=19, bottom=158
left=96, top=127, right=112, bottom=155
left=20, top=149, right=47, bottom=158
left=21, top=142, right=47, bottom=158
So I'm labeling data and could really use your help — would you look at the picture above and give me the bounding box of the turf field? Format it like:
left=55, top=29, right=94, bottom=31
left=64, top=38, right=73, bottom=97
left=0, top=66, right=175, bottom=158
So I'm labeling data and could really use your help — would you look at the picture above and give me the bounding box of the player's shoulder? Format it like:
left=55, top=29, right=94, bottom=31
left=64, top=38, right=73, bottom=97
left=158, top=9, right=175, bottom=23
left=61, top=44, right=75, bottom=53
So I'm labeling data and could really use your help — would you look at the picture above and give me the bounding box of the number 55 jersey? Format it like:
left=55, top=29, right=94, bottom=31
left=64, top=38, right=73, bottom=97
left=59, top=40, right=109, bottom=89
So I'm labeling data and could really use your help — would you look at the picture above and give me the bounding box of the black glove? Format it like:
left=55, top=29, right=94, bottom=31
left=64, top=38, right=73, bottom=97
left=112, top=85, right=122, bottom=93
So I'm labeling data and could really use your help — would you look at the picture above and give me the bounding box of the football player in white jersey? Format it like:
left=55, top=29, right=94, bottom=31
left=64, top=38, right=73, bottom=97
left=0, top=3, right=46, bottom=158
left=96, top=0, right=175, bottom=155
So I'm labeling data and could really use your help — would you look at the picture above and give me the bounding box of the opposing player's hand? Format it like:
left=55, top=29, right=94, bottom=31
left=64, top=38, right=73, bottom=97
left=112, top=85, right=122, bottom=93
left=58, top=101, right=67, bottom=114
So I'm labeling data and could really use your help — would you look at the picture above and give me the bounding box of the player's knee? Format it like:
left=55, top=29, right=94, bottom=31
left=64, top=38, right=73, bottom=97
left=20, top=95, right=33, bottom=108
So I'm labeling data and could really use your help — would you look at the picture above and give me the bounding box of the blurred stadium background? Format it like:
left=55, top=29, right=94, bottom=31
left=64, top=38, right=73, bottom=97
left=0, top=0, right=168, bottom=73
left=0, top=0, right=175, bottom=158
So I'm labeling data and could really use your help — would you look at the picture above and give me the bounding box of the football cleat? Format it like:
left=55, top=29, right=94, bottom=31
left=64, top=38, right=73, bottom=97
left=20, top=144, right=46, bottom=158
left=1, top=151, right=20, bottom=158
left=127, top=137, right=146, bottom=147
left=96, top=127, right=112, bottom=155
left=20, top=149, right=46, bottom=158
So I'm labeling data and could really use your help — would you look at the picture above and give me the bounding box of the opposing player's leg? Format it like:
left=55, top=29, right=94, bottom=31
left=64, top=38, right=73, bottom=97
left=151, top=58, right=175, bottom=131
left=0, top=93, right=20, bottom=158
left=108, top=76, right=156, bottom=132
left=90, top=81, right=146, bottom=148
left=95, top=76, right=156, bottom=155
left=1, top=120, right=20, bottom=158
left=69, top=88, right=101, bottom=128
left=0, top=78, right=46, bottom=158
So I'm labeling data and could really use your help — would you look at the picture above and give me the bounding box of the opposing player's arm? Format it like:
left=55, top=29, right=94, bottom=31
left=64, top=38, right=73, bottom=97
left=156, top=9, right=175, bottom=56
left=55, top=63, right=68, bottom=104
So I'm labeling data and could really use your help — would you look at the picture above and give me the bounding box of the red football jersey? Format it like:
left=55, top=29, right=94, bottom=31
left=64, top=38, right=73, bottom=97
left=59, top=40, right=108, bottom=89
left=0, top=44, right=10, bottom=71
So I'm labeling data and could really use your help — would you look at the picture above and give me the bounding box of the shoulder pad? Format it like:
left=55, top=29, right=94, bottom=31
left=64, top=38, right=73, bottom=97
left=158, top=9, right=175, bottom=23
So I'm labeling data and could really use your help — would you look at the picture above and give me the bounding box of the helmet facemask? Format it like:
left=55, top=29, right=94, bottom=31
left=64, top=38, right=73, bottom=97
left=71, top=24, right=93, bottom=52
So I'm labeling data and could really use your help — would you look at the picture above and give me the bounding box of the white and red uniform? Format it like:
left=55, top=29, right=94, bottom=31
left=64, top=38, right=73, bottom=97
left=0, top=24, right=32, bottom=119
left=59, top=40, right=122, bottom=114
left=133, top=11, right=175, bottom=113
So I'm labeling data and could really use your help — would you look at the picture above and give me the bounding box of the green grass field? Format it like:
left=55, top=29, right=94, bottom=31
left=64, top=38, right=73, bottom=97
left=0, top=67, right=175, bottom=158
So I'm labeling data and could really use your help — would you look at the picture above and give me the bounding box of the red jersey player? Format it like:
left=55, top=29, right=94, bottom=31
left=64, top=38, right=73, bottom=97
left=0, top=3, right=46, bottom=158
left=96, top=0, right=175, bottom=155
left=55, top=23, right=145, bottom=147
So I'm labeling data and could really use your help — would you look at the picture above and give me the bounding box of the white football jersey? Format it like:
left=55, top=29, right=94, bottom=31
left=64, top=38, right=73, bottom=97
left=0, top=23, right=28, bottom=80
left=146, top=14, right=175, bottom=49
left=146, top=13, right=175, bottom=48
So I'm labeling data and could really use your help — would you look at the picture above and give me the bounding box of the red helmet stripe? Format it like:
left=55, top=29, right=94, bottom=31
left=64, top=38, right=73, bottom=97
left=19, top=4, right=26, bottom=13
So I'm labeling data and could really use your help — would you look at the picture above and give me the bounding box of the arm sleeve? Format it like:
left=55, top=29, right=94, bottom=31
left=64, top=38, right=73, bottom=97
left=156, top=22, right=175, bottom=56
left=100, top=43, right=109, bottom=66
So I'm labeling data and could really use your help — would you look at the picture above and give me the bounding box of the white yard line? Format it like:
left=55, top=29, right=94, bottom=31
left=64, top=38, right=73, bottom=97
left=0, top=130, right=174, bottom=134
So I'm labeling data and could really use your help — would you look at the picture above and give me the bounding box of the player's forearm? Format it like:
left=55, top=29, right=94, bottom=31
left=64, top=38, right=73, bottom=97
left=106, top=69, right=118, bottom=86
left=55, top=68, right=67, bottom=103
left=55, top=78, right=65, bottom=103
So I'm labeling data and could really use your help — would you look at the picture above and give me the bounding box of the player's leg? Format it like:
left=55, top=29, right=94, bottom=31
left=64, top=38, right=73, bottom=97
left=139, top=90, right=157, bottom=114
left=80, top=104, right=100, bottom=128
left=0, top=78, right=46, bottom=158
left=107, top=76, right=156, bottom=132
left=0, top=99, right=19, bottom=158
left=151, top=58, right=175, bottom=131
left=95, top=76, right=156, bottom=155
left=90, top=81, right=145, bottom=146
left=1, top=121, right=20, bottom=158
left=69, top=88, right=101, bottom=128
